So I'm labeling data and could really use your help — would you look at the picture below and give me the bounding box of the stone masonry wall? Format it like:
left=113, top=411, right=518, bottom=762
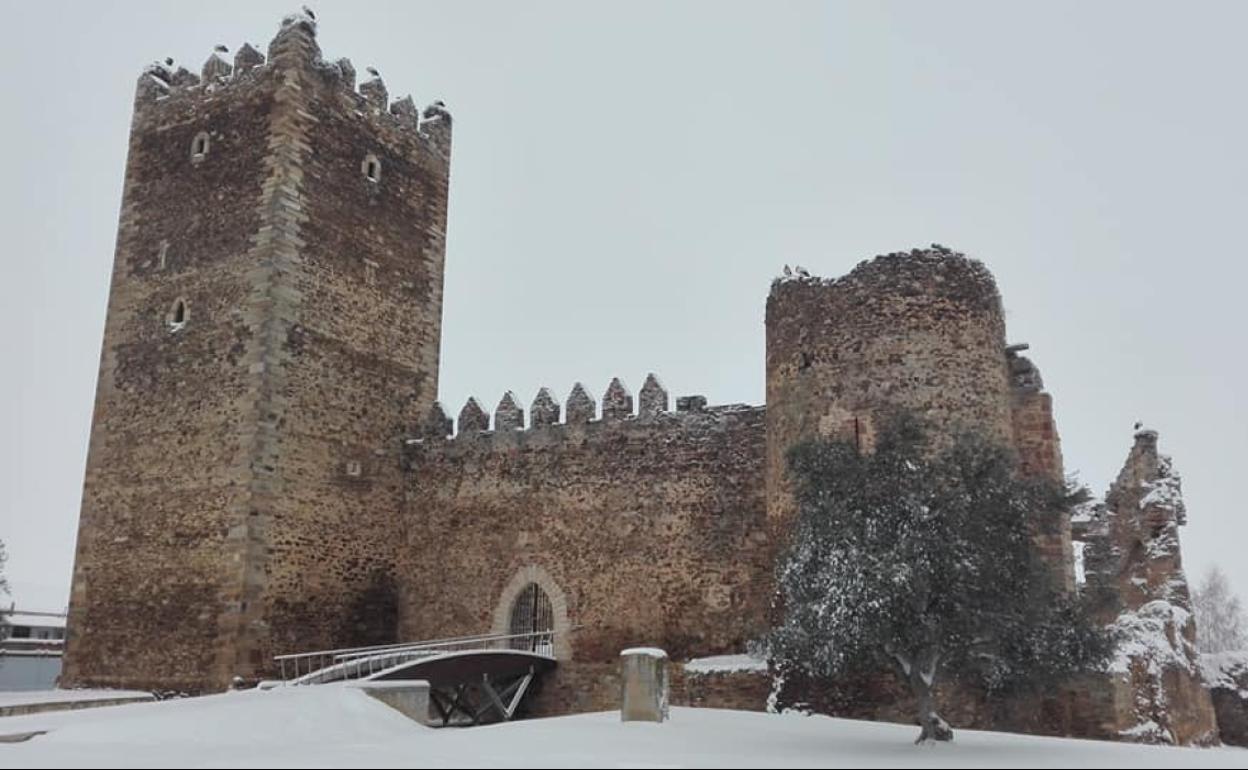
left=1007, top=347, right=1074, bottom=591
left=64, top=41, right=281, bottom=692
left=64, top=13, right=451, bottom=690
left=398, top=378, right=770, bottom=667
left=764, top=246, right=1016, bottom=529
left=1078, top=429, right=1220, bottom=745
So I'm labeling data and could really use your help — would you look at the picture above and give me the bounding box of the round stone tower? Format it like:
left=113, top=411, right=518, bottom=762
left=764, top=246, right=1014, bottom=521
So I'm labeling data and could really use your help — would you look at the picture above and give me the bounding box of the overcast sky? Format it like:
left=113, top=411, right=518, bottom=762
left=1, top=1, right=1245, bottom=613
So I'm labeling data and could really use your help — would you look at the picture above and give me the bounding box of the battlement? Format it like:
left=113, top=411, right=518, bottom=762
left=405, top=373, right=764, bottom=455
left=769, top=244, right=1001, bottom=313
left=135, top=11, right=450, bottom=158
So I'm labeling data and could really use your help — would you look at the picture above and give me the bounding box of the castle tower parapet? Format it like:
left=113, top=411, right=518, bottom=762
left=458, top=398, right=490, bottom=433
left=638, top=374, right=669, bottom=419
left=531, top=388, right=561, bottom=427
left=602, top=378, right=634, bottom=421
left=567, top=383, right=595, bottom=424
left=495, top=392, right=525, bottom=431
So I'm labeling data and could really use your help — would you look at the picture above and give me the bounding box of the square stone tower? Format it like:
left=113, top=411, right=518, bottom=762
left=62, top=13, right=451, bottom=691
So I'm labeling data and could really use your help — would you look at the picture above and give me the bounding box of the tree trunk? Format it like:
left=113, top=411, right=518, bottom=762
left=913, top=676, right=954, bottom=743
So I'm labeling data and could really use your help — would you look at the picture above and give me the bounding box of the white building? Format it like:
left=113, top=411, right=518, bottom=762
left=1, top=605, right=67, bottom=690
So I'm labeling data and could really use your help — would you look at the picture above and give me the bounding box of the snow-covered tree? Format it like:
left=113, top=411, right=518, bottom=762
left=1193, top=565, right=1247, bottom=653
left=759, top=412, right=1113, bottom=743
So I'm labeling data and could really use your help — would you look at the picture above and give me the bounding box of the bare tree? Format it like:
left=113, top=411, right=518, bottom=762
left=0, top=537, right=8, bottom=598
left=1193, top=565, right=1247, bottom=653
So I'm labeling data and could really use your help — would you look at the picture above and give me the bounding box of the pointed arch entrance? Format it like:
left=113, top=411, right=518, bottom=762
left=492, top=565, right=573, bottom=660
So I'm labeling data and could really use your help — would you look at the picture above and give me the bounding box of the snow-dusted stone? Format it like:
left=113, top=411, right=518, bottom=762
left=421, top=402, right=452, bottom=439
left=1202, top=651, right=1248, bottom=747
left=170, top=66, right=200, bottom=88
left=390, top=95, right=419, bottom=128
left=530, top=388, right=561, bottom=427
left=676, top=395, right=706, bottom=413
left=201, top=50, right=233, bottom=82
left=335, top=57, right=356, bottom=89
left=457, top=397, right=489, bottom=434
left=566, top=383, right=595, bottom=424
left=602, top=377, right=633, bottom=421
left=638, top=373, right=668, bottom=420
left=360, top=74, right=388, bottom=111
left=494, top=391, right=524, bottom=431
left=620, top=648, right=669, bottom=723
left=233, top=43, right=265, bottom=72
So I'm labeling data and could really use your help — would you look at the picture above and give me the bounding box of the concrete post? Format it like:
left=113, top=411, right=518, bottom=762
left=620, top=647, right=669, bottom=722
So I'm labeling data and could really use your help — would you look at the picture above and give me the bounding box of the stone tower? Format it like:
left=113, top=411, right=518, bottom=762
left=62, top=13, right=452, bottom=691
left=764, top=246, right=1074, bottom=588
left=764, top=247, right=1015, bottom=519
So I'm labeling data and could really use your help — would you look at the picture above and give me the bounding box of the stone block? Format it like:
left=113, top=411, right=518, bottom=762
left=620, top=647, right=669, bottom=723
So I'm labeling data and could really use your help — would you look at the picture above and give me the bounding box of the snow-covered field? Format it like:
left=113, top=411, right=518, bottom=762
left=0, top=685, right=1242, bottom=768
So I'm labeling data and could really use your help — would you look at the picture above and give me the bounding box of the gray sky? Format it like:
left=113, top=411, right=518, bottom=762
left=2, top=1, right=1246, bottom=613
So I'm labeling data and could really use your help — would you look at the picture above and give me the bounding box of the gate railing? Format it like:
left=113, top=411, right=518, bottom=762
left=273, top=628, right=559, bottom=685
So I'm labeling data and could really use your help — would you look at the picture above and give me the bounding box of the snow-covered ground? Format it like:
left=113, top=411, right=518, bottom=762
left=0, top=684, right=1242, bottom=768
left=0, top=689, right=152, bottom=708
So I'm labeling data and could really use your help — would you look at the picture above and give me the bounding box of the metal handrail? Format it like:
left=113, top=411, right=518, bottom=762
left=274, top=628, right=565, bottom=684
left=273, top=629, right=516, bottom=661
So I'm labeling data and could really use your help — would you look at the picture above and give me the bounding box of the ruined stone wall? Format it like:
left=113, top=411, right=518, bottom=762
left=1078, top=429, right=1220, bottom=745
left=64, top=13, right=450, bottom=690
left=398, top=377, right=770, bottom=666
left=764, top=247, right=1015, bottom=527
left=1007, top=347, right=1074, bottom=590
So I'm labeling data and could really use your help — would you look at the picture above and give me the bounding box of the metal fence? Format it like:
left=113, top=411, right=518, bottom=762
left=273, top=628, right=559, bottom=685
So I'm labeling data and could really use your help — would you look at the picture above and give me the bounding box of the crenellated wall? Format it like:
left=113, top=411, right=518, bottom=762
left=64, top=11, right=451, bottom=691
left=397, top=375, right=772, bottom=666
left=64, top=14, right=1216, bottom=748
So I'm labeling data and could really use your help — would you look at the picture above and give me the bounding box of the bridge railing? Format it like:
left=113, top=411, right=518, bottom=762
left=273, top=628, right=559, bottom=684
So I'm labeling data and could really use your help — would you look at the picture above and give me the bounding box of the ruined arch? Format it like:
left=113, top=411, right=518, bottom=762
left=492, top=564, right=572, bottom=660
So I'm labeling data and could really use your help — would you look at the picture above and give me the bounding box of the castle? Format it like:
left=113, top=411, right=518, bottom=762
left=63, top=13, right=1240, bottom=745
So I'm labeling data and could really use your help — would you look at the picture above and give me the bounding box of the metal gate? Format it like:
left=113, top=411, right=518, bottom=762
left=508, top=583, right=554, bottom=654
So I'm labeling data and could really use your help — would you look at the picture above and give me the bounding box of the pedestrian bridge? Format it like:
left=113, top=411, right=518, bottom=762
left=273, top=630, right=559, bottom=725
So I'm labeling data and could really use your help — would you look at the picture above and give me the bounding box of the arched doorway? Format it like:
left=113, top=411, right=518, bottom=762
left=508, top=582, right=554, bottom=654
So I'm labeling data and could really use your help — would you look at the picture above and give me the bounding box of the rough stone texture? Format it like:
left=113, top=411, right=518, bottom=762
left=565, top=383, right=595, bottom=424
left=63, top=14, right=451, bottom=691
left=1202, top=652, right=1248, bottom=747
left=420, top=402, right=453, bottom=439
left=398, top=404, right=770, bottom=665
left=457, top=398, right=489, bottom=434
left=1078, top=430, right=1220, bottom=745
left=765, top=247, right=1015, bottom=531
left=620, top=649, right=669, bottom=722
left=201, top=52, right=233, bottom=83
left=233, top=43, right=265, bottom=72
left=676, top=395, right=707, bottom=413
left=672, top=666, right=771, bottom=712
left=530, top=388, right=561, bottom=427
left=637, top=374, right=669, bottom=420
left=1007, top=347, right=1074, bottom=591
left=66, top=15, right=1218, bottom=747
left=494, top=392, right=524, bottom=431
left=601, top=378, right=634, bottom=421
